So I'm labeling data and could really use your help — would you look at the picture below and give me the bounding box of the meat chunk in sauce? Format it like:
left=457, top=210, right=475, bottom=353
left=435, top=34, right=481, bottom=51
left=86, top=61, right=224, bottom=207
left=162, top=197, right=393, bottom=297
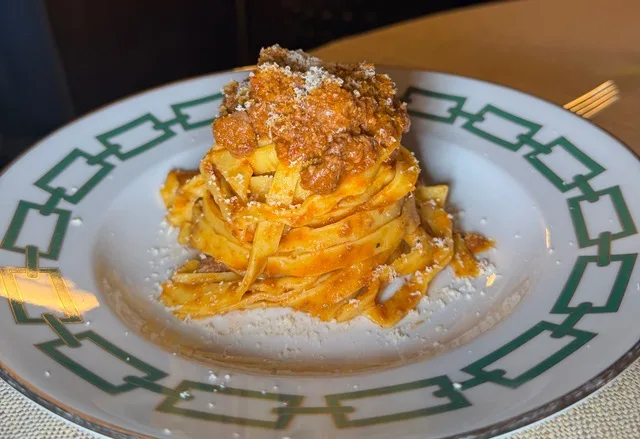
left=213, top=111, right=257, bottom=157
left=196, top=256, right=229, bottom=273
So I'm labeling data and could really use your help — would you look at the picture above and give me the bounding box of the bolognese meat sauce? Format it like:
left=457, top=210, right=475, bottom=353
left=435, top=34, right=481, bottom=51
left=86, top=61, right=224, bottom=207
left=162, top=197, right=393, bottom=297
left=213, top=45, right=410, bottom=195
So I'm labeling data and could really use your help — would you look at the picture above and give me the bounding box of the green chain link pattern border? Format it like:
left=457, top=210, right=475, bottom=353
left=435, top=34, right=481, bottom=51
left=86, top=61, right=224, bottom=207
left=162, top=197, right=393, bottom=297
left=0, top=85, right=637, bottom=431
left=0, top=93, right=221, bottom=260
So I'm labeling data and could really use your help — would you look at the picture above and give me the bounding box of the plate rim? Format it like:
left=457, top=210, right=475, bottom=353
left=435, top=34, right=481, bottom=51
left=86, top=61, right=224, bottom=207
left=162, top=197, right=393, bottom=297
left=0, top=66, right=638, bottom=439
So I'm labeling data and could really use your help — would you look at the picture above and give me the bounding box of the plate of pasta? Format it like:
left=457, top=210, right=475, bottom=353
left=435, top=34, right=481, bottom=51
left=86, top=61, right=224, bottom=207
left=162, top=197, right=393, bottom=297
left=0, top=46, right=639, bottom=439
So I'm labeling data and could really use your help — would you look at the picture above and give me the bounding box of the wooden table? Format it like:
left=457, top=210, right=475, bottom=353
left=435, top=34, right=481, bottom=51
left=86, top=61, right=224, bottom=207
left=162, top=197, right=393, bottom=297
left=314, top=0, right=640, bottom=156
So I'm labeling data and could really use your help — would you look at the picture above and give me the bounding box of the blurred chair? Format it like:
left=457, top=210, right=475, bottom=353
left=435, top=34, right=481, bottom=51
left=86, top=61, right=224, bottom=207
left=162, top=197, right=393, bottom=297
left=0, top=0, right=74, bottom=168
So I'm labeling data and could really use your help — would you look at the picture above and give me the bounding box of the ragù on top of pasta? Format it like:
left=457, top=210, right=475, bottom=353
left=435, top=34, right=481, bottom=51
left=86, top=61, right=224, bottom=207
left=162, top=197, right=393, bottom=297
left=159, top=45, right=492, bottom=328
left=213, top=44, right=409, bottom=195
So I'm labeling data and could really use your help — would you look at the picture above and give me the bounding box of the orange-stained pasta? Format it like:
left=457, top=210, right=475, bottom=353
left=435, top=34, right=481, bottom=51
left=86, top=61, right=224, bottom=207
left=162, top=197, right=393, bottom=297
left=158, top=46, right=491, bottom=328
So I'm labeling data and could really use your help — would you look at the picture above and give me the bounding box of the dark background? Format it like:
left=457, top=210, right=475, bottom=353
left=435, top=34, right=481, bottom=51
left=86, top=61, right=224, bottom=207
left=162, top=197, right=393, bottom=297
left=0, top=0, right=493, bottom=168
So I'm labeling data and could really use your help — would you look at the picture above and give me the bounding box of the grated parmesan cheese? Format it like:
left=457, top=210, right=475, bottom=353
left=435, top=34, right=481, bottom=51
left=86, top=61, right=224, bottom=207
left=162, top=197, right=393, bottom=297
left=432, top=237, right=447, bottom=248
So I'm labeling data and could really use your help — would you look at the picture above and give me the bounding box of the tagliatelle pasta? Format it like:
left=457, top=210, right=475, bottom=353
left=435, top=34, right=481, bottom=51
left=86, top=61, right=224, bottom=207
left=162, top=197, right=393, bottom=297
left=159, top=46, right=491, bottom=328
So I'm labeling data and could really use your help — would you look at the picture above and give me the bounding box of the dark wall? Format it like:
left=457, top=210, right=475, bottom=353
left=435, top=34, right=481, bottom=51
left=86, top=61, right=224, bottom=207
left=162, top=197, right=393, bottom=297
left=244, top=0, right=488, bottom=65
left=45, top=0, right=238, bottom=115
left=0, top=0, right=492, bottom=167
left=46, top=0, right=491, bottom=115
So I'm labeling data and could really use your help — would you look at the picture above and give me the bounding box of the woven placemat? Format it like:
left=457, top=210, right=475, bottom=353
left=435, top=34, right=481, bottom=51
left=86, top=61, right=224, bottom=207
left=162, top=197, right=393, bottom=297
left=0, top=378, right=98, bottom=439
left=2, top=358, right=640, bottom=438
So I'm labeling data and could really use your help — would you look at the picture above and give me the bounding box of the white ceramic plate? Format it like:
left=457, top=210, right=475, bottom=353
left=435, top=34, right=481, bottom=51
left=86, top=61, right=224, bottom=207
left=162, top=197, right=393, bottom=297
left=0, top=68, right=639, bottom=439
